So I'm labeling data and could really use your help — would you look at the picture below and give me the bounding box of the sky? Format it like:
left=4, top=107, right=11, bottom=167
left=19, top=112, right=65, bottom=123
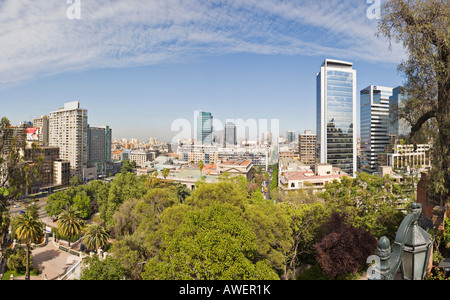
left=0, top=0, right=407, bottom=142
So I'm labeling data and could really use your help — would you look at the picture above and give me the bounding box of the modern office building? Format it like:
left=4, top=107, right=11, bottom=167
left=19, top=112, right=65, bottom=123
left=299, top=130, right=317, bottom=166
left=195, top=111, right=213, bottom=145
left=224, top=122, right=237, bottom=147
left=87, top=125, right=112, bottom=176
left=389, top=86, right=411, bottom=143
left=33, top=115, right=49, bottom=146
left=49, top=101, right=88, bottom=179
left=360, top=85, right=394, bottom=175
left=287, top=130, right=296, bottom=143
left=316, top=59, right=357, bottom=176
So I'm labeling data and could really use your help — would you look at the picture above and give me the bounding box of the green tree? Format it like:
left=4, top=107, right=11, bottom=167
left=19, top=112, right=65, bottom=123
left=45, top=192, right=72, bottom=218
left=56, top=206, right=84, bottom=247
left=279, top=201, right=326, bottom=279
left=79, top=255, right=126, bottom=280
left=379, top=0, right=450, bottom=203
left=243, top=202, right=292, bottom=278
left=198, top=160, right=204, bottom=177
left=69, top=175, right=82, bottom=187
left=82, top=223, right=110, bottom=252
left=0, top=117, right=42, bottom=240
left=161, top=168, right=170, bottom=179
left=142, top=204, right=278, bottom=280
left=72, top=192, right=92, bottom=219
left=15, top=212, right=43, bottom=280
left=319, top=173, right=404, bottom=241
left=109, top=240, right=144, bottom=280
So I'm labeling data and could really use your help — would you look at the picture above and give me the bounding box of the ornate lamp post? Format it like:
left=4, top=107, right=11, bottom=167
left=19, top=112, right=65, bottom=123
left=371, top=203, right=433, bottom=280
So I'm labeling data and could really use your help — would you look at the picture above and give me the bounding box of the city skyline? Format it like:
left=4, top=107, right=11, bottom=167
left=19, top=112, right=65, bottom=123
left=0, top=1, right=406, bottom=142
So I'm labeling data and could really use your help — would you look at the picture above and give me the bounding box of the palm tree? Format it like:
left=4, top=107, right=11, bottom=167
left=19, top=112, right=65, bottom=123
left=82, top=223, right=109, bottom=252
left=198, top=160, right=204, bottom=177
left=56, top=206, right=84, bottom=247
left=15, top=212, right=43, bottom=280
left=161, top=168, right=170, bottom=179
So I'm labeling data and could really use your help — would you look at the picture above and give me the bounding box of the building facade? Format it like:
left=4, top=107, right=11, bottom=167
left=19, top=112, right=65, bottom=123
left=33, top=115, right=49, bottom=146
left=87, top=125, right=112, bottom=176
left=360, top=85, right=393, bottom=175
left=299, top=130, right=316, bottom=166
left=196, top=111, right=213, bottom=145
left=49, top=101, right=88, bottom=178
left=224, top=122, right=237, bottom=147
left=316, top=59, right=357, bottom=176
left=287, top=130, right=296, bottom=143
left=389, top=86, right=411, bottom=143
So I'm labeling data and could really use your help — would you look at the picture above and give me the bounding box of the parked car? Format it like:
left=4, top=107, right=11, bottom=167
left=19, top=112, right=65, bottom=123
left=13, top=204, right=20, bottom=208
left=19, top=211, right=25, bottom=215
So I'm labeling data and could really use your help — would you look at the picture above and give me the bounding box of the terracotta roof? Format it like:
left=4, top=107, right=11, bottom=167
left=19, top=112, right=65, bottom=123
left=220, top=159, right=252, bottom=166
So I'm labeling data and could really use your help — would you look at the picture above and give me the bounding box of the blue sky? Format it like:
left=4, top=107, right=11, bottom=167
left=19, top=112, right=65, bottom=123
left=0, top=0, right=406, bottom=142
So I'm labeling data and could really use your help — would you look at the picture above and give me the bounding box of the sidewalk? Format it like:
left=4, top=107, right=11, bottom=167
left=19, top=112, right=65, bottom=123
left=12, top=236, right=81, bottom=280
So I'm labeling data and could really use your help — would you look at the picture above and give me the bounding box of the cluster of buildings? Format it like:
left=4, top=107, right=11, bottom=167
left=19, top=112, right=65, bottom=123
left=3, top=101, right=114, bottom=194
left=2, top=59, right=431, bottom=196
left=277, top=59, right=430, bottom=193
left=161, top=60, right=430, bottom=194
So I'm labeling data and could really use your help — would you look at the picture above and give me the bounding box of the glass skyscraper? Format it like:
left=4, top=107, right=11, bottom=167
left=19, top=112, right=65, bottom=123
left=316, top=59, right=357, bottom=176
left=389, top=86, right=410, bottom=143
left=195, top=111, right=213, bottom=145
left=360, top=85, right=393, bottom=175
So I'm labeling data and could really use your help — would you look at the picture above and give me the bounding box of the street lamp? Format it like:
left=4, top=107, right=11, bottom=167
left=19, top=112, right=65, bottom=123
left=371, top=203, right=432, bottom=280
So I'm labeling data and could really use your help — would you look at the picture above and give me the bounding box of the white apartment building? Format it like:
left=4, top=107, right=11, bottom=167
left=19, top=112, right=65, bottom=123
left=49, top=101, right=88, bottom=179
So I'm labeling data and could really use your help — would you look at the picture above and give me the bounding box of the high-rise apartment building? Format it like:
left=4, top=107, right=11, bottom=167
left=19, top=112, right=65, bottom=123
left=299, top=130, right=316, bottom=166
left=33, top=115, right=49, bottom=146
left=316, top=59, right=357, bottom=176
left=360, top=85, right=393, bottom=175
left=224, top=122, right=237, bottom=147
left=49, top=101, right=88, bottom=178
left=195, top=111, right=213, bottom=145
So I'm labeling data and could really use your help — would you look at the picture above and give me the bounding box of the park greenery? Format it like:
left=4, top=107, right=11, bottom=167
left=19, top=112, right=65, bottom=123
left=38, top=169, right=416, bottom=280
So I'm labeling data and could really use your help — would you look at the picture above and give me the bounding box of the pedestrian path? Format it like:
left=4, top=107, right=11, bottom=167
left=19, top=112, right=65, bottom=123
left=12, top=236, right=81, bottom=280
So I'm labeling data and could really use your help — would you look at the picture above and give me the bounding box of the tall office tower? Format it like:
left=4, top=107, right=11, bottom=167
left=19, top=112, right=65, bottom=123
left=87, top=125, right=112, bottom=175
left=224, top=122, right=237, bottom=147
left=389, top=86, right=410, bottom=143
left=299, top=130, right=317, bottom=166
left=49, top=101, right=88, bottom=178
left=360, top=85, right=393, bottom=174
left=287, top=130, right=296, bottom=143
left=316, top=59, right=357, bottom=176
left=87, top=125, right=112, bottom=177
left=195, top=111, right=213, bottom=145
left=33, top=115, right=49, bottom=146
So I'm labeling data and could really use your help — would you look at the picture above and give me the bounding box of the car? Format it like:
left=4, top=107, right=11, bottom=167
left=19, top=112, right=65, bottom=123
left=19, top=211, right=25, bottom=215
left=13, top=204, right=20, bottom=208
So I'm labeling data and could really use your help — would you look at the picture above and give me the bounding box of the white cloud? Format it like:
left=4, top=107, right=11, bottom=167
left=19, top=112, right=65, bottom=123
left=0, top=0, right=406, bottom=86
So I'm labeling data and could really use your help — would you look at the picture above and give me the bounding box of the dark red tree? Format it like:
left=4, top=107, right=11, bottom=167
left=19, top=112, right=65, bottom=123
left=314, top=213, right=378, bottom=279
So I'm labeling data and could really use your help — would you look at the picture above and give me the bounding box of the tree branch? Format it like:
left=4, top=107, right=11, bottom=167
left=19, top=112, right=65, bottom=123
left=409, top=109, right=436, bottom=139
